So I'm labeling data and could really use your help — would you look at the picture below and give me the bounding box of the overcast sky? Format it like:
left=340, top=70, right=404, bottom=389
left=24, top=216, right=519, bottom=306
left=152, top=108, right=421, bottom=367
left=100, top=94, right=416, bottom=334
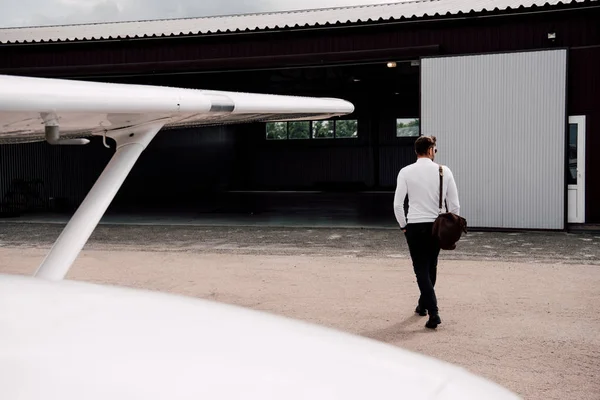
left=0, top=0, right=407, bottom=28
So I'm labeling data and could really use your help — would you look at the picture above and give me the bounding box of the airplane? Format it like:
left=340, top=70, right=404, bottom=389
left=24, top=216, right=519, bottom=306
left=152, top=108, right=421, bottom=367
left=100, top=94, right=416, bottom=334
left=0, top=74, right=522, bottom=399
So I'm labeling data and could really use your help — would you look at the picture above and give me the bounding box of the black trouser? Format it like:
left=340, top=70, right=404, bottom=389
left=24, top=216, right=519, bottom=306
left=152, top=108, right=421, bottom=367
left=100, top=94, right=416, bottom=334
left=404, top=222, right=441, bottom=316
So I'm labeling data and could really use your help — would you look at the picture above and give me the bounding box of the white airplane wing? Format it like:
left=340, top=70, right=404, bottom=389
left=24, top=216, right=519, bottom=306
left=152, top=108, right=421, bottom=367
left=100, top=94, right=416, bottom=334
left=0, top=74, right=354, bottom=144
left=0, top=74, right=354, bottom=280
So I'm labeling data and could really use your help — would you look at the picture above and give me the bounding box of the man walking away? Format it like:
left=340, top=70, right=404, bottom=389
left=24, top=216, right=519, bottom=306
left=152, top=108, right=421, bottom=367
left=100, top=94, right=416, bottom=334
left=393, top=136, right=460, bottom=329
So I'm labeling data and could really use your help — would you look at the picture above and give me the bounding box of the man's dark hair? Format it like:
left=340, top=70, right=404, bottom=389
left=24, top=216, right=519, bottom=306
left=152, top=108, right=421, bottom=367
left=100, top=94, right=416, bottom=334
left=414, top=135, right=437, bottom=156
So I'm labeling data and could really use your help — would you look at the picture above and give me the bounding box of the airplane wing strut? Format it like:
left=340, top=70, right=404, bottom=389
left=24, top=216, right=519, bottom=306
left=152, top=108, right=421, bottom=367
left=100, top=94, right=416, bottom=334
left=35, top=122, right=165, bottom=280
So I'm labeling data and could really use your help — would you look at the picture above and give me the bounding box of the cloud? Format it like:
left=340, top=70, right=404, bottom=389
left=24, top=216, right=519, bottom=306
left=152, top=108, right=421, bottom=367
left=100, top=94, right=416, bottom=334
left=0, top=0, right=401, bottom=28
left=24, top=1, right=123, bottom=26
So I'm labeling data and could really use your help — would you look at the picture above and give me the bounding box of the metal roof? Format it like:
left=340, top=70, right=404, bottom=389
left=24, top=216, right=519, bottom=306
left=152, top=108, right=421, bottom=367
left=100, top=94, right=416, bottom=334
left=0, top=0, right=595, bottom=44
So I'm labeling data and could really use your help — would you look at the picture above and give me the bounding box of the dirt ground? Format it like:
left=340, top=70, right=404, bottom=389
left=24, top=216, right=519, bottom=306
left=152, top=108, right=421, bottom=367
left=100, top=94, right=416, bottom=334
left=1, top=223, right=599, bottom=399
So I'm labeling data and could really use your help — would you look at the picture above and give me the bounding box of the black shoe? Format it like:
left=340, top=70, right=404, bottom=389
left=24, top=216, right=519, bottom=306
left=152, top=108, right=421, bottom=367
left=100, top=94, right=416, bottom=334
left=415, top=305, right=427, bottom=316
left=425, top=314, right=441, bottom=329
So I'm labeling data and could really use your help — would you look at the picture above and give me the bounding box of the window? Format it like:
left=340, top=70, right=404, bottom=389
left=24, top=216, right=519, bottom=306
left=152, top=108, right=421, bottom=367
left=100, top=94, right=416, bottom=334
left=312, top=121, right=334, bottom=139
left=568, top=122, right=578, bottom=185
left=266, top=122, right=287, bottom=140
left=396, top=118, right=420, bottom=137
left=288, top=121, right=310, bottom=140
left=336, top=120, right=358, bottom=138
left=266, top=120, right=358, bottom=140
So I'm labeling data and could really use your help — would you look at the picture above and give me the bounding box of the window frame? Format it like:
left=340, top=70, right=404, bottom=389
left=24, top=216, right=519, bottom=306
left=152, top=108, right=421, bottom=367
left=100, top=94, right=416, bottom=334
left=265, top=118, right=359, bottom=141
left=395, top=117, right=420, bottom=138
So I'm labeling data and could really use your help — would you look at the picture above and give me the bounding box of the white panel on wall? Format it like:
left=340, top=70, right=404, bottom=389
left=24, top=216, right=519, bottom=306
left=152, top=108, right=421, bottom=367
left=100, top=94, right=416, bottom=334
left=421, top=49, right=567, bottom=230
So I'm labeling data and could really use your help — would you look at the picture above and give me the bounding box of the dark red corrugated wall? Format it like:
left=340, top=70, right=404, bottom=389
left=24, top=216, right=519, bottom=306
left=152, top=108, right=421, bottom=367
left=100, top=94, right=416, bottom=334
left=1, top=6, right=599, bottom=77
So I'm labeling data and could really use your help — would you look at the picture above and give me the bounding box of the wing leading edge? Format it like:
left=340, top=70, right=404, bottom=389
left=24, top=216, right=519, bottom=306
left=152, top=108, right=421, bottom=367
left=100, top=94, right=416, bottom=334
left=0, top=74, right=354, bottom=144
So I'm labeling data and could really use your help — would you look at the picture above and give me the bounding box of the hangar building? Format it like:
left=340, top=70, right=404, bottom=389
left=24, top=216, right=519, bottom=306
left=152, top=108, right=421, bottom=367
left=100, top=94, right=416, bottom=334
left=0, top=0, right=598, bottom=230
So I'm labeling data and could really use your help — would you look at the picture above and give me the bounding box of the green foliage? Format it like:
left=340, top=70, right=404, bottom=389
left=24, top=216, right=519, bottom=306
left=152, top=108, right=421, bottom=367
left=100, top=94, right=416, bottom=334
left=288, top=121, right=310, bottom=139
left=312, top=121, right=334, bottom=139
left=336, top=120, right=358, bottom=138
left=396, top=118, right=419, bottom=137
left=266, top=122, right=287, bottom=140
left=266, top=119, right=359, bottom=140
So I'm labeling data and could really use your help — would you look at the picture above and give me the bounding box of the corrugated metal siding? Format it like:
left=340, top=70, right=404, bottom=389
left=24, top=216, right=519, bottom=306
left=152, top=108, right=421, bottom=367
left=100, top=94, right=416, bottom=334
left=379, top=145, right=417, bottom=187
left=0, top=0, right=595, bottom=43
left=243, top=142, right=417, bottom=190
left=248, top=146, right=373, bottom=190
left=120, top=127, right=238, bottom=205
left=0, top=127, right=238, bottom=215
left=0, top=143, right=51, bottom=213
left=0, top=121, right=382, bottom=212
left=0, top=141, right=108, bottom=214
left=421, top=49, right=567, bottom=229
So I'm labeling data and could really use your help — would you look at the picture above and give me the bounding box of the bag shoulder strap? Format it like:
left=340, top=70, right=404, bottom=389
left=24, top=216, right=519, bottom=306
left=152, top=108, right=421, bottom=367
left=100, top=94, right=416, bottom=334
left=438, top=165, right=443, bottom=214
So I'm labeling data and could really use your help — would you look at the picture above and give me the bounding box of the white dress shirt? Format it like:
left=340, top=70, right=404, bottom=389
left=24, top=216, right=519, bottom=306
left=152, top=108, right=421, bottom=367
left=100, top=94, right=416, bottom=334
left=393, top=157, right=460, bottom=229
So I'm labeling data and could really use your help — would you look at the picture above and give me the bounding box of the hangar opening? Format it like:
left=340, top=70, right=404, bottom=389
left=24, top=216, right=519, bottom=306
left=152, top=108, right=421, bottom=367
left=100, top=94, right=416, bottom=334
left=109, top=61, right=421, bottom=226
left=1, top=61, right=424, bottom=227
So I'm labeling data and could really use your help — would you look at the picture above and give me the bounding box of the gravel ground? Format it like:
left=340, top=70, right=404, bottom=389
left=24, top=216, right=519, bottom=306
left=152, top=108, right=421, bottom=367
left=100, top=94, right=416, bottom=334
left=1, top=222, right=600, bottom=400
left=1, top=222, right=600, bottom=264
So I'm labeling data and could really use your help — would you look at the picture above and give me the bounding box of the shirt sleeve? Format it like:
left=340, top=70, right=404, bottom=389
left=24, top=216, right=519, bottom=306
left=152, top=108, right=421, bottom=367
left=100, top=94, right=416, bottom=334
left=444, top=167, right=460, bottom=215
left=393, top=169, right=408, bottom=229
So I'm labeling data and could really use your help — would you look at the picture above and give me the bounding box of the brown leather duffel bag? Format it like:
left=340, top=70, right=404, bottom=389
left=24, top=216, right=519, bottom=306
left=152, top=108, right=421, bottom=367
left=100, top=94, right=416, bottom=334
left=432, top=165, right=467, bottom=250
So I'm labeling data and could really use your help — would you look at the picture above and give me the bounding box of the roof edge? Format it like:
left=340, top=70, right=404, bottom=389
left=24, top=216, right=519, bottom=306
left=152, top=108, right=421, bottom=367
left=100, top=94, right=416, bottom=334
left=0, top=0, right=597, bottom=45
left=0, top=1, right=428, bottom=30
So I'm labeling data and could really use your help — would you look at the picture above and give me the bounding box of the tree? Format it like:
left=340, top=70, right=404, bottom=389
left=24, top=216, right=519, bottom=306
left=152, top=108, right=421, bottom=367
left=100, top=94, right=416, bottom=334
left=335, top=120, right=358, bottom=138
left=396, top=118, right=419, bottom=137
left=266, top=122, right=287, bottom=140
left=289, top=121, right=310, bottom=139
left=312, top=121, right=334, bottom=138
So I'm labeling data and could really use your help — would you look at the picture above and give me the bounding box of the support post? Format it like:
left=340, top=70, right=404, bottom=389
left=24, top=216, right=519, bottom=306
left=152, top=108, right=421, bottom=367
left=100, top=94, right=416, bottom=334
left=34, top=122, right=165, bottom=281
